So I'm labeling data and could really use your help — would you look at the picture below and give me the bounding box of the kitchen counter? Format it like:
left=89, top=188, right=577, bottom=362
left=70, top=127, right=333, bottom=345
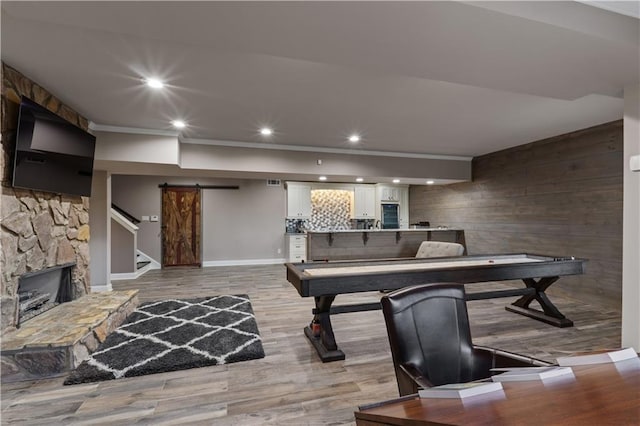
left=305, top=227, right=460, bottom=233
left=305, top=228, right=466, bottom=261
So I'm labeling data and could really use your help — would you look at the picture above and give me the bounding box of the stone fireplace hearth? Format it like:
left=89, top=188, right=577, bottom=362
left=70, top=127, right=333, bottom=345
left=1, top=290, right=139, bottom=382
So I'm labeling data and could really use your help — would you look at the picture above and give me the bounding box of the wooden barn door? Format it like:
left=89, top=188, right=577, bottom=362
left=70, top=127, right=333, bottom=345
left=161, top=186, right=202, bottom=267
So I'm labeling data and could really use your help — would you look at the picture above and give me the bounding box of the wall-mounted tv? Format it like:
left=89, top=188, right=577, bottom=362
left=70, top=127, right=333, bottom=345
left=12, top=96, right=96, bottom=197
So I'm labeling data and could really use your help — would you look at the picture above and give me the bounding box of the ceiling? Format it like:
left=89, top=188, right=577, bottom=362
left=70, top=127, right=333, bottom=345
left=1, top=1, right=638, bottom=159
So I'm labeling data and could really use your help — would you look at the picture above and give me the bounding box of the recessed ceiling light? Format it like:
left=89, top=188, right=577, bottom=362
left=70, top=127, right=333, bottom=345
left=426, top=180, right=435, bottom=185
left=171, top=120, right=186, bottom=129
left=319, top=176, right=327, bottom=181
left=356, top=177, right=364, bottom=182
left=146, top=78, right=164, bottom=89
left=392, top=179, right=400, bottom=184
left=260, top=127, right=273, bottom=136
left=348, top=134, right=360, bottom=143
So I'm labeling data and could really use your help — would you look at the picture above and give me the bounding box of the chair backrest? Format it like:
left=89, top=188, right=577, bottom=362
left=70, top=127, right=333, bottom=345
left=415, top=241, right=464, bottom=258
left=381, top=283, right=478, bottom=393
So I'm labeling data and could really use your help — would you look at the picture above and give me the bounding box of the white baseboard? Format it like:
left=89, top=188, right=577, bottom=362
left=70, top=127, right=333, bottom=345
left=111, top=258, right=285, bottom=280
left=202, top=258, right=286, bottom=268
left=111, top=272, right=138, bottom=281
left=91, top=283, right=113, bottom=292
left=111, top=261, right=158, bottom=281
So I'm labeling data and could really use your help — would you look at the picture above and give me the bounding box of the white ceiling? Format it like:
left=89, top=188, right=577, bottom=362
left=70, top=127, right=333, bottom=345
left=1, top=1, right=638, bottom=158
left=578, top=1, right=640, bottom=18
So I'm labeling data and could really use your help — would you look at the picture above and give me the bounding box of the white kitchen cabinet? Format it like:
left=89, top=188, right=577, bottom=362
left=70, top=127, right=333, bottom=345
left=375, top=184, right=409, bottom=226
left=353, top=185, right=376, bottom=218
left=286, top=183, right=312, bottom=219
left=378, top=185, right=400, bottom=202
left=399, top=187, right=409, bottom=228
left=286, top=234, right=307, bottom=262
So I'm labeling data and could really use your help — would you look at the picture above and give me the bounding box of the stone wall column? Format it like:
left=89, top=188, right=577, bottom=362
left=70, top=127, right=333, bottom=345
left=1, top=63, right=92, bottom=332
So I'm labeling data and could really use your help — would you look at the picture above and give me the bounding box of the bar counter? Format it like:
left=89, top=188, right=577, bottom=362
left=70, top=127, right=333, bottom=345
left=305, top=228, right=466, bottom=261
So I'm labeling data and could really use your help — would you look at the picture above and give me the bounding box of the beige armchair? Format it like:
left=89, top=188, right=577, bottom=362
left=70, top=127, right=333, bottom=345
left=415, top=241, right=465, bottom=258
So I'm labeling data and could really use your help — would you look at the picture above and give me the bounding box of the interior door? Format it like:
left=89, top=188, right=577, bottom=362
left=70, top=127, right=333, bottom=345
left=161, top=186, right=202, bottom=267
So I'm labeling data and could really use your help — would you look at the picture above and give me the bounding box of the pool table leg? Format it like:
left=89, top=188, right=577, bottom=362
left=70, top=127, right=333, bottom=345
left=505, top=276, right=574, bottom=327
left=304, top=295, right=345, bottom=362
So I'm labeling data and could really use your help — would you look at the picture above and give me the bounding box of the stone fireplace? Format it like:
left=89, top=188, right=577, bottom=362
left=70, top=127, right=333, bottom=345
left=1, top=63, right=91, bottom=333
left=16, top=262, right=75, bottom=326
left=1, top=64, right=141, bottom=382
left=1, top=181, right=92, bottom=333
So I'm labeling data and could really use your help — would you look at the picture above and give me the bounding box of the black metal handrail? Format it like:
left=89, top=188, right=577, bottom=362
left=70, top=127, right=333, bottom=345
left=111, top=203, right=141, bottom=224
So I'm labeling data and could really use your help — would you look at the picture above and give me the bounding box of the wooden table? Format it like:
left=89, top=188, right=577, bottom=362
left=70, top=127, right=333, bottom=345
left=286, top=253, right=586, bottom=362
left=355, top=358, right=640, bottom=425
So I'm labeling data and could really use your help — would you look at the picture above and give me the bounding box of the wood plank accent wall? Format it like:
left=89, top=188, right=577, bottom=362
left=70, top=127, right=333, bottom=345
left=409, top=120, right=623, bottom=308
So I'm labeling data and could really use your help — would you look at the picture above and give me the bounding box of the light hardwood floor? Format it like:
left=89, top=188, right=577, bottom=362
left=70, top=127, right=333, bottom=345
left=1, top=265, right=621, bottom=425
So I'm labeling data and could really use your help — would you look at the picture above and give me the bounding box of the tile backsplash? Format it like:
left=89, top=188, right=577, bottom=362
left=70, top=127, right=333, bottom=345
left=285, top=219, right=309, bottom=233
left=310, top=190, right=352, bottom=230
left=285, top=189, right=375, bottom=232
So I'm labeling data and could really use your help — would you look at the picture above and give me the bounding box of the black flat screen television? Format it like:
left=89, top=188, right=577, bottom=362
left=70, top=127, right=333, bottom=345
left=12, top=96, right=96, bottom=197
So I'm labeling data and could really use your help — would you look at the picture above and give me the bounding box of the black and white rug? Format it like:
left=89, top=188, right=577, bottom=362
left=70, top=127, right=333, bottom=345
left=65, top=295, right=265, bottom=385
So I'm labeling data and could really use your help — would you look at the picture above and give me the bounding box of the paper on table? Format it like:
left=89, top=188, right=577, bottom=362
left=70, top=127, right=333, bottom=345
left=556, top=347, right=638, bottom=366
left=419, top=381, right=503, bottom=399
left=491, top=366, right=573, bottom=382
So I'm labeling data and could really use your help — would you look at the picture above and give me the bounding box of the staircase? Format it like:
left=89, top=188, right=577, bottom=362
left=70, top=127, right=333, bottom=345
left=137, top=253, right=151, bottom=270
left=110, top=205, right=159, bottom=280
left=135, top=250, right=158, bottom=275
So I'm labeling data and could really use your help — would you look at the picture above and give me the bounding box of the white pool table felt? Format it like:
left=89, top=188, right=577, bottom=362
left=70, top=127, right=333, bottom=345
left=302, top=256, right=543, bottom=277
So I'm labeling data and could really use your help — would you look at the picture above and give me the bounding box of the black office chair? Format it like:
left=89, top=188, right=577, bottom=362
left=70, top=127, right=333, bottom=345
left=381, top=283, right=551, bottom=396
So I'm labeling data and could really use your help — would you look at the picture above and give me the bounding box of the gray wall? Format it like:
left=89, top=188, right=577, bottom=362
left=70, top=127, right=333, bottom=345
left=88, top=170, right=111, bottom=290
left=180, top=143, right=472, bottom=182
left=201, top=179, right=285, bottom=262
left=409, top=121, right=623, bottom=308
left=111, top=218, right=136, bottom=273
left=111, top=175, right=162, bottom=261
left=622, top=84, right=640, bottom=350
left=111, top=176, right=286, bottom=264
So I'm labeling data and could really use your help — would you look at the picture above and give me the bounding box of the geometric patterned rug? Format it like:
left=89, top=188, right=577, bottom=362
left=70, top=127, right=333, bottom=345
left=64, top=295, right=265, bottom=385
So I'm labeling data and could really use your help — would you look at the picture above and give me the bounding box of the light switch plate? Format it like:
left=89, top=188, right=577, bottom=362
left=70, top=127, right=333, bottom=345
left=141, top=215, right=150, bottom=221
left=631, top=155, right=640, bottom=172
left=150, top=215, right=159, bottom=222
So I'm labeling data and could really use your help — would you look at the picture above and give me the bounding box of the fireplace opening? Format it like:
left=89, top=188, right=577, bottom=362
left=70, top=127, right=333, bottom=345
left=16, top=262, right=76, bottom=327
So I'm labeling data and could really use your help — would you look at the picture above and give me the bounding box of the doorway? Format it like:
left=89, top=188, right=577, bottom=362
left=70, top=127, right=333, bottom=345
left=161, top=186, right=202, bottom=267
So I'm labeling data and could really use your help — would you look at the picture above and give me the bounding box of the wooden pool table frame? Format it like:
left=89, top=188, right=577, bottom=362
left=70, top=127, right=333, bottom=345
left=285, top=253, right=586, bottom=362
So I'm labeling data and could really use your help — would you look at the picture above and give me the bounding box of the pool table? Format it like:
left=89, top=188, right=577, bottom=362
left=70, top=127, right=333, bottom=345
left=285, top=253, right=586, bottom=362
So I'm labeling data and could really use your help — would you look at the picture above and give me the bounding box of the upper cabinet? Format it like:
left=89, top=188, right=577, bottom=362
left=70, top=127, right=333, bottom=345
left=376, top=184, right=409, bottom=228
left=353, top=185, right=376, bottom=218
left=286, top=183, right=312, bottom=218
left=379, top=185, right=401, bottom=202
